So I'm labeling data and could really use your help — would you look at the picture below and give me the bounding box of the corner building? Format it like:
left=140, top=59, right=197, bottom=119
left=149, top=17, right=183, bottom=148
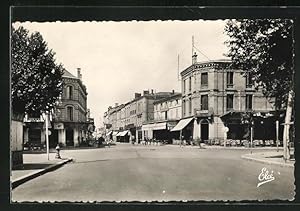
left=53, top=68, right=90, bottom=147
left=178, top=53, right=275, bottom=142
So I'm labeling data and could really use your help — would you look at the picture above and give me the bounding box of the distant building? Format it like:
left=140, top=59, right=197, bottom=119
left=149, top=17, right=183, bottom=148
left=141, top=92, right=182, bottom=143
left=103, top=90, right=175, bottom=143
left=171, top=52, right=281, bottom=142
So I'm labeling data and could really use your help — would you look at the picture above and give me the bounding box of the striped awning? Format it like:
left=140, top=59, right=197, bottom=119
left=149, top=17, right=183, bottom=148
left=171, top=117, right=194, bottom=131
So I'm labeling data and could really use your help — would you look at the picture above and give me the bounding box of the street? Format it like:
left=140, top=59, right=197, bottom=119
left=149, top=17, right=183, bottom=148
left=12, top=144, right=295, bottom=202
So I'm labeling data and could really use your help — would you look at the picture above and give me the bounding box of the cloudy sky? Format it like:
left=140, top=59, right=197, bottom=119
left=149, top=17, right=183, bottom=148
left=13, top=20, right=230, bottom=128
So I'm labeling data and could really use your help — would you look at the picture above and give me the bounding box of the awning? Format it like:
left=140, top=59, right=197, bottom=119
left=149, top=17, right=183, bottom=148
left=106, top=131, right=112, bottom=136
left=142, top=122, right=167, bottom=130
left=119, top=130, right=129, bottom=137
left=153, top=122, right=167, bottom=130
left=171, top=117, right=194, bottom=131
left=116, top=132, right=123, bottom=136
left=112, top=131, right=118, bottom=136
left=142, top=123, right=155, bottom=130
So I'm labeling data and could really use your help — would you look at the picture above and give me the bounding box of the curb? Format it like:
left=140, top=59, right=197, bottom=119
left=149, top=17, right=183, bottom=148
left=12, top=158, right=73, bottom=189
left=241, top=155, right=294, bottom=168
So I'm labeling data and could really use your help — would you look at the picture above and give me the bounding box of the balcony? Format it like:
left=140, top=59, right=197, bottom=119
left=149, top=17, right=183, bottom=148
left=24, top=117, right=44, bottom=123
left=194, top=108, right=213, bottom=117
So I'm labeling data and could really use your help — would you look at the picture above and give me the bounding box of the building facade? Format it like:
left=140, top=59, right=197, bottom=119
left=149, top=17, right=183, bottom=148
left=141, top=92, right=182, bottom=143
left=104, top=90, right=175, bottom=143
left=174, top=53, right=277, bottom=142
left=53, top=68, right=92, bottom=146
left=24, top=68, right=94, bottom=148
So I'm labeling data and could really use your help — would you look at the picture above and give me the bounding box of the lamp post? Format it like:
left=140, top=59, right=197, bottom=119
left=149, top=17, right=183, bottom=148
left=43, top=112, right=50, bottom=161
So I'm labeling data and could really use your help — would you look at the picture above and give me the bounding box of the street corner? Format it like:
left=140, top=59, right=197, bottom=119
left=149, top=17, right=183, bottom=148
left=241, top=152, right=294, bottom=168
left=12, top=157, right=73, bottom=189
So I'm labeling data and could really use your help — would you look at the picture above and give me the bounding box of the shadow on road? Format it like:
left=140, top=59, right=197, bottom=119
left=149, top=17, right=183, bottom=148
left=12, top=163, right=53, bottom=171
left=70, top=159, right=110, bottom=164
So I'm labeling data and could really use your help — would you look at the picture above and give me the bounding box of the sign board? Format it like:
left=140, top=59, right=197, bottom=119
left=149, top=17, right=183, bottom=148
left=43, top=122, right=52, bottom=129
left=54, top=123, right=64, bottom=130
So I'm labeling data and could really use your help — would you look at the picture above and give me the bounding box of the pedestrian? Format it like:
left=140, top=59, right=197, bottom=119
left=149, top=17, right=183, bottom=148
left=55, top=144, right=61, bottom=159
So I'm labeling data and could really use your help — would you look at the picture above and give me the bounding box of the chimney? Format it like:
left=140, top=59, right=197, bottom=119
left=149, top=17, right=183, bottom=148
left=192, top=52, right=198, bottom=64
left=143, top=90, right=149, bottom=96
left=151, top=89, right=154, bottom=94
left=135, top=93, right=141, bottom=98
left=115, top=103, right=118, bottom=107
left=172, top=89, right=175, bottom=94
left=77, top=68, right=82, bottom=80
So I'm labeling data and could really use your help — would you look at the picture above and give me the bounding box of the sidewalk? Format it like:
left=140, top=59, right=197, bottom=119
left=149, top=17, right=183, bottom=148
left=241, top=151, right=294, bottom=168
left=11, top=152, right=72, bottom=189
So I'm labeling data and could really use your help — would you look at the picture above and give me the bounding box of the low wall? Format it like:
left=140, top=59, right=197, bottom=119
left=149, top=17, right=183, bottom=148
left=11, top=113, right=24, bottom=166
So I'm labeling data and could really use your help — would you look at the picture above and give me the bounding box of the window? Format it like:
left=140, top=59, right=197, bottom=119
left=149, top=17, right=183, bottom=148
left=201, top=72, right=208, bottom=87
left=189, top=77, right=192, bottom=91
left=67, top=107, right=73, bottom=121
left=246, top=72, right=254, bottom=88
left=226, top=94, right=234, bottom=110
left=66, top=86, right=73, bottom=99
left=183, top=79, right=186, bottom=93
left=165, top=111, right=168, bottom=120
left=227, top=72, right=234, bottom=88
left=201, top=95, right=208, bottom=110
left=246, top=94, right=253, bottom=110
left=183, top=100, right=186, bottom=116
left=189, top=98, right=192, bottom=114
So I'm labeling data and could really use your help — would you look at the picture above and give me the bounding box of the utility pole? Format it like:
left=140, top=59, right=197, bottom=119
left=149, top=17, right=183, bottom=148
left=44, top=112, right=50, bottom=160
left=276, top=120, right=279, bottom=152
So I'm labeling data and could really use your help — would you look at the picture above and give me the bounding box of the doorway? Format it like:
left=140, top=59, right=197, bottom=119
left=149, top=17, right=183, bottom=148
left=200, top=122, right=209, bottom=141
left=66, top=129, right=74, bottom=146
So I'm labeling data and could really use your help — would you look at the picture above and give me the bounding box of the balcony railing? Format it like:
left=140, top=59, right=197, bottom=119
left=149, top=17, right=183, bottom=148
left=24, top=117, right=44, bottom=122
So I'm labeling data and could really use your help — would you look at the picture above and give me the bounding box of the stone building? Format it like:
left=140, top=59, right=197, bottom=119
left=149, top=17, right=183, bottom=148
left=172, top=53, right=278, bottom=142
left=104, top=90, right=175, bottom=143
left=52, top=68, right=92, bottom=146
left=24, top=68, right=94, bottom=148
left=142, top=92, right=182, bottom=143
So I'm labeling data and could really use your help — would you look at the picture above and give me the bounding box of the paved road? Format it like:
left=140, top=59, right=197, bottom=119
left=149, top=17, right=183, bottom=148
left=12, top=144, right=295, bottom=202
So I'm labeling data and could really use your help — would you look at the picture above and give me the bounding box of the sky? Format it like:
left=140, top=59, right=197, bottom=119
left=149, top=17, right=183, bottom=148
left=13, top=20, right=230, bottom=128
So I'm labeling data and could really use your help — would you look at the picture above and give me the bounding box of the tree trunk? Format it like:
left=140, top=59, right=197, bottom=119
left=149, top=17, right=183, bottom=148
left=283, top=90, right=293, bottom=160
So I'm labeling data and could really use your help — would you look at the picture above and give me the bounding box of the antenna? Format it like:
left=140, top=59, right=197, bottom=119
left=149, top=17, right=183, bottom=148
left=192, top=35, right=194, bottom=58
left=192, top=36, right=211, bottom=61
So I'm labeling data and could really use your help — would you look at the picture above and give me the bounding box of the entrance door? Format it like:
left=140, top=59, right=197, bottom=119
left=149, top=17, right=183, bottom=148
left=200, top=123, right=209, bottom=141
left=66, top=129, right=74, bottom=146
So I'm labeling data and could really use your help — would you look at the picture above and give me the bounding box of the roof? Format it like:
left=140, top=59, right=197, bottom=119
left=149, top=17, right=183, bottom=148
left=63, top=69, right=77, bottom=79
left=154, top=93, right=182, bottom=104
left=180, top=59, right=232, bottom=76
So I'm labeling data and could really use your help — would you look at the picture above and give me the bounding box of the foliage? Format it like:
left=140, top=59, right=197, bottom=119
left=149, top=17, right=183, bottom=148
left=224, top=19, right=294, bottom=109
left=11, top=26, right=64, bottom=115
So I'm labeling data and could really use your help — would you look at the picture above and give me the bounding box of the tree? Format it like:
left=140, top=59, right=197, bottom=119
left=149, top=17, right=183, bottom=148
left=224, top=19, right=294, bottom=159
left=11, top=26, right=64, bottom=116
